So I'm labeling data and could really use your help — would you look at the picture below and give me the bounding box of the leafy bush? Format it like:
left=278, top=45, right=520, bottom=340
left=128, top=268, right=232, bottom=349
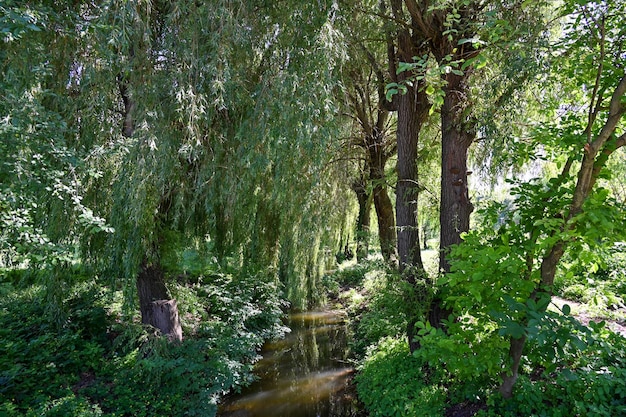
left=356, top=337, right=447, bottom=417
left=475, top=325, right=626, bottom=417
left=0, top=267, right=287, bottom=416
left=333, top=262, right=374, bottom=287
left=349, top=269, right=408, bottom=358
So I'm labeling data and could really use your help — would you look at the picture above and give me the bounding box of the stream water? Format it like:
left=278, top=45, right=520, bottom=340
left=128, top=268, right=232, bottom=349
left=218, top=310, right=364, bottom=417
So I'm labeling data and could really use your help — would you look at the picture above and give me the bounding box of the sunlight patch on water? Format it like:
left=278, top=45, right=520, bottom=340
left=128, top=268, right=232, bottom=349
left=218, top=309, right=363, bottom=417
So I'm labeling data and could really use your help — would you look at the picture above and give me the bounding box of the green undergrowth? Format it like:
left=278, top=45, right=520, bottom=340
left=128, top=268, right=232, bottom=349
left=554, top=244, right=626, bottom=320
left=0, top=267, right=286, bottom=416
left=356, top=337, right=447, bottom=417
left=480, top=326, right=626, bottom=416
left=330, top=261, right=626, bottom=417
left=323, top=259, right=407, bottom=359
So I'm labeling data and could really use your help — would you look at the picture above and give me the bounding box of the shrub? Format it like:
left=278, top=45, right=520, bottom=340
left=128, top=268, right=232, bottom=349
left=356, top=337, right=447, bottom=417
left=0, top=267, right=287, bottom=417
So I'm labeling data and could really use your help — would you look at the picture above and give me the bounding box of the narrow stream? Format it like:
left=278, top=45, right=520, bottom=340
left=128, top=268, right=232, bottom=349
left=218, top=310, right=364, bottom=417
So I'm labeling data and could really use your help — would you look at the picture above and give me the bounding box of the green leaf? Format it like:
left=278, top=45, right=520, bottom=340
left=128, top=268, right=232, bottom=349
left=396, top=61, right=416, bottom=75
left=562, top=304, right=571, bottom=315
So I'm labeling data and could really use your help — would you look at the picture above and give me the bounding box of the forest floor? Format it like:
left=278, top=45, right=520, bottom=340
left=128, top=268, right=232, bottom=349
left=551, top=296, right=626, bottom=337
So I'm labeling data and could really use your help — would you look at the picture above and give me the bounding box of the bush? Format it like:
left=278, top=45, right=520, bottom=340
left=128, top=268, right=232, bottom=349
left=0, top=267, right=287, bottom=416
left=479, top=327, right=626, bottom=417
left=356, top=338, right=447, bottom=417
left=349, top=270, right=408, bottom=358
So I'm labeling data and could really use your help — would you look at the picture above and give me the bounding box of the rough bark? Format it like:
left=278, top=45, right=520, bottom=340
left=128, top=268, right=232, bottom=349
left=396, top=82, right=431, bottom=353
left=137, top=262, right=182, bottom=341
left=388, top=0, right=433, bottom=353
left=148, top=300, right=183, bottom=342
left=438, top=74, right=474, bottom=272
left=430, top=71, right=475, bottom=329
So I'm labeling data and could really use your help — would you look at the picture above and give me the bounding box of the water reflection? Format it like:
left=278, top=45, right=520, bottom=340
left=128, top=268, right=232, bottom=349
left=219, top=310, right=363, bottom=417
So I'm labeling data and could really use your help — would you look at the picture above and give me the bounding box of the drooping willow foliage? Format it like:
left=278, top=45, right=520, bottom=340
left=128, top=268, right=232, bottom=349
left=2, top=0, right=353, bottom=310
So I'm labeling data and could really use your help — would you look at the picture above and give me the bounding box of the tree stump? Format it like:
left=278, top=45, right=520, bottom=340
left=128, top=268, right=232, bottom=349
left=146, top=299, right=183, bottom=342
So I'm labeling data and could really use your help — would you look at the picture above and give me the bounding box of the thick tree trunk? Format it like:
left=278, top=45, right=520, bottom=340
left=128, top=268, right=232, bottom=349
left=353, top=176, right=372, bottom=262
left=429, top=71, right=475, bottom=329
left=369, top=135, right=397, bottom=265
left=388, top=7, right=432, bottom=352
left=373, top=182, right=397, bottom=263
left=438, top=72, right=474, bottom=272
left=137, top=262, right=183, bottom=342
left=396, top=88, right=427, bottom=273
left=148, top=300, right=183, bottom=342
left=396, top=83, right=430, bottom=352
left=396, top=82, right=431, bottom=353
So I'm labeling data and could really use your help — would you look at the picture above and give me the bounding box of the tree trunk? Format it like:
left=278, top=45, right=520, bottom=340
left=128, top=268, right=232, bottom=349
left=438, top=72, right=474, bottom=272
left=148, top=300, right=183, bottom=342
left=389, top=7, right=432, bottom=352
left=395, top=80, right=431, bottom=353
left=373, top=182, right=397, bottom=263
left=369, top=131, right=397, bottom=264
left=353, top=174, right=372, bottom=262
left=396, top=79, right=430, bottom=352
left=396, top=87, right=428, bottom=272
left=499, top=335, right=527, bottom=398
left=137, top=261, right=183, bottom=342
left=117, top=56, right=183, bottom=343
left=499, top=73, right=626, bottom=396
left=429, top=71, right=475, bottom=329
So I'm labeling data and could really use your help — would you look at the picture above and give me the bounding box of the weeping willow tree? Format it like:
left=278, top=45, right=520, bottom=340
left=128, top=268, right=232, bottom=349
left=82, top=0, right=352, bottom=316
left=2, top=0, right=352, bottom=328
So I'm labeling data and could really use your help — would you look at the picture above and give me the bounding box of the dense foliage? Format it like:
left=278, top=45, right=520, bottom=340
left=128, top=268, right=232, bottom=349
left=0, top=261, right=286, bottom=416
left=2, top=0, right=626, bottom=415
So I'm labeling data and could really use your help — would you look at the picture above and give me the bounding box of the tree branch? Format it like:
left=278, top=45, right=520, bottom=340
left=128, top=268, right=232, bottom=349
left=590, top=73, right=626, bottom=153
left=585, top=15, right=605, bottom=143
left=617, top=132, right=626, bottom=149
left=404, top=0, right=434, bottom=39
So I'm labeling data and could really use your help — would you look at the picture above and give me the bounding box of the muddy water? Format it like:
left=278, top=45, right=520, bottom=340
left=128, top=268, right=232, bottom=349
left=218, top=310, right=363, bottom=417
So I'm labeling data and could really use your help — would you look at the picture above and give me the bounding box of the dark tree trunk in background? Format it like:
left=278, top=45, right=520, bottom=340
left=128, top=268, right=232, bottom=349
left=429, top=71, right=475, bottom=329
left=369, top=128, right=397, bottom=265
left=353, top=173, right=372, bottom=262
left=373, top=180, right=396, bottom=263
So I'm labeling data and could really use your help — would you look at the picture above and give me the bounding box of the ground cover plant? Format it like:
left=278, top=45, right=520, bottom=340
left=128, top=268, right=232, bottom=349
left=0, top=264, right=286, bottom=417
